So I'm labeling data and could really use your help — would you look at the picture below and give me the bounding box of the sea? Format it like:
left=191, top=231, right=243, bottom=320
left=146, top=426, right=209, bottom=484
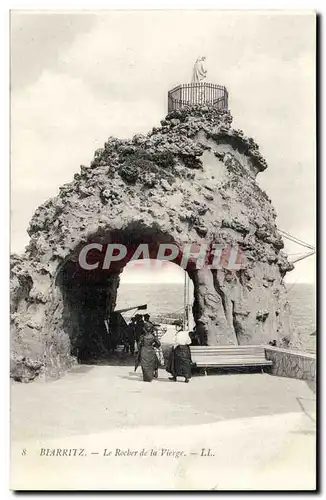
left=116, top=283, right=316, bottom=353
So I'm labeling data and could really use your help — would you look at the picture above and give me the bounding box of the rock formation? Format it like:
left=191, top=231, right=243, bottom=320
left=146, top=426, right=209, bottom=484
left=10, top=104, right=294, bottom=381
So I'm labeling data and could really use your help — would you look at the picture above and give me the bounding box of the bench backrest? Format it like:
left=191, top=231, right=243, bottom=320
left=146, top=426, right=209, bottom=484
left=190, top=345, right=267, bottom=361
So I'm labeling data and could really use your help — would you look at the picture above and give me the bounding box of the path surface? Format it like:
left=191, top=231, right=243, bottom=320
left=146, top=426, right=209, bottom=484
left=10, top=365, right=316, bottom=490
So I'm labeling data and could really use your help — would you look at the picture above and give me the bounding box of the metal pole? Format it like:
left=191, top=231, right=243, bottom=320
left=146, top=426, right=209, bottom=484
left=183, top=273, right=187, bottom=330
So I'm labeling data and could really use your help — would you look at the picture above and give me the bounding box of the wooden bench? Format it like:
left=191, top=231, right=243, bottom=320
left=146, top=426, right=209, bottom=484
left=190, top=345, right=273, bottom=375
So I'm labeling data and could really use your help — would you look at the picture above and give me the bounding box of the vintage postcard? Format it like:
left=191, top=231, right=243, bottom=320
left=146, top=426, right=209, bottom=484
left=10, top=10, right=316, bottom=491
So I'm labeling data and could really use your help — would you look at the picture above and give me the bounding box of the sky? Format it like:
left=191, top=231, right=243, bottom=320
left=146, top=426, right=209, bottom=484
left=10, top=10, right=316, bottom=284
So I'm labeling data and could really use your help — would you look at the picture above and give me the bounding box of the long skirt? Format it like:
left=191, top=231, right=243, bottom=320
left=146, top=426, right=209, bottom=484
left=140, top=346, right=159, bottom=382
left=166, top=345, right=192, bottom=379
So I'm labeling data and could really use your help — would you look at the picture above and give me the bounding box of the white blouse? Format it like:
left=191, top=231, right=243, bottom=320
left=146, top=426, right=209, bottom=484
left=173, top=330, right=191, bottom=346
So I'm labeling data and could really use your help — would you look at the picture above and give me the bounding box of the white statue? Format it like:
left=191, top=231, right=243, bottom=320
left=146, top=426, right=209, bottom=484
left=192, top=56, right=207, bottom=83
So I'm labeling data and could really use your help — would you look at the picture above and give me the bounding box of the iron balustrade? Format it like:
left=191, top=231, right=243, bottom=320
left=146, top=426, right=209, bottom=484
left=168, top=83, right=228, bottom=113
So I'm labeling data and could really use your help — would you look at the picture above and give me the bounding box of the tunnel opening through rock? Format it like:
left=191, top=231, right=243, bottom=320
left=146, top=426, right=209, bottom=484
left=55, top=223, right=197, bottom=362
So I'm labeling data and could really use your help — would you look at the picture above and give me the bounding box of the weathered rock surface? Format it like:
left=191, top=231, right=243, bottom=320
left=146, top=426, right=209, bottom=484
left=10, top=353, right=44, bottom=383
left=10, top=104, right=294, bottom=380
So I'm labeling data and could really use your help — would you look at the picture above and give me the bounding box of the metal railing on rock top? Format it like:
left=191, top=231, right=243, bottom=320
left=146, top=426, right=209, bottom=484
left=168, top=83, right=228, bottom=113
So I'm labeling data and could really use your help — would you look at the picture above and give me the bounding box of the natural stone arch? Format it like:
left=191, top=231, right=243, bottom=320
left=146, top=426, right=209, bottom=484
left=10, top=104, right=294, bottom=381
left=54, top=220, right=235, bottom=362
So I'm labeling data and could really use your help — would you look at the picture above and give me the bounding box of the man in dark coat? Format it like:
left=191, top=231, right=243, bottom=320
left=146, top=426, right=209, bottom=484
left=134, top=314, right=144, bottom=351
left=189, top=329, right=200, bottom=346
left=141, top=314, right=160, bottom=377
left=127, top=318, right=136, bottom=355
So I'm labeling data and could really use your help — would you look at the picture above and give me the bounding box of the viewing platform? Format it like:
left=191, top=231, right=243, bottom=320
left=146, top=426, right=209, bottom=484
left=167, top=82, right=229, bottom=113
left=11, top=363, right=316, bottom=490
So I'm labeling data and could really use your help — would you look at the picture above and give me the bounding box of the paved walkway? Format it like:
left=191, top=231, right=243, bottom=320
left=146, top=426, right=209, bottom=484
left=10, top=365, right=316, bottom=490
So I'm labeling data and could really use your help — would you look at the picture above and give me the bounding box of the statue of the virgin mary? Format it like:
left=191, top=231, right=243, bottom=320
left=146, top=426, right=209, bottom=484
left=192, top=56, right=207, bottom=83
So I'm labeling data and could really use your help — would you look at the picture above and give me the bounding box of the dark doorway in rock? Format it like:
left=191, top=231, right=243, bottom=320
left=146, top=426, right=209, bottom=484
left=56, top=257, right=120, bottom=362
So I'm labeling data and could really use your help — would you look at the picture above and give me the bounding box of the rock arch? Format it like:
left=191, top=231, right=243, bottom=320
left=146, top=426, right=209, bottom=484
left=10, top=104, right=294, bottom=381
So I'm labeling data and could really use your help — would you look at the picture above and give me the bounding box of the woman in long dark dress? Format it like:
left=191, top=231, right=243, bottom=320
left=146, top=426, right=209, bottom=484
left=166, top=325, right=192, bottom=383
left=136, top=332, right=161, bottom=382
